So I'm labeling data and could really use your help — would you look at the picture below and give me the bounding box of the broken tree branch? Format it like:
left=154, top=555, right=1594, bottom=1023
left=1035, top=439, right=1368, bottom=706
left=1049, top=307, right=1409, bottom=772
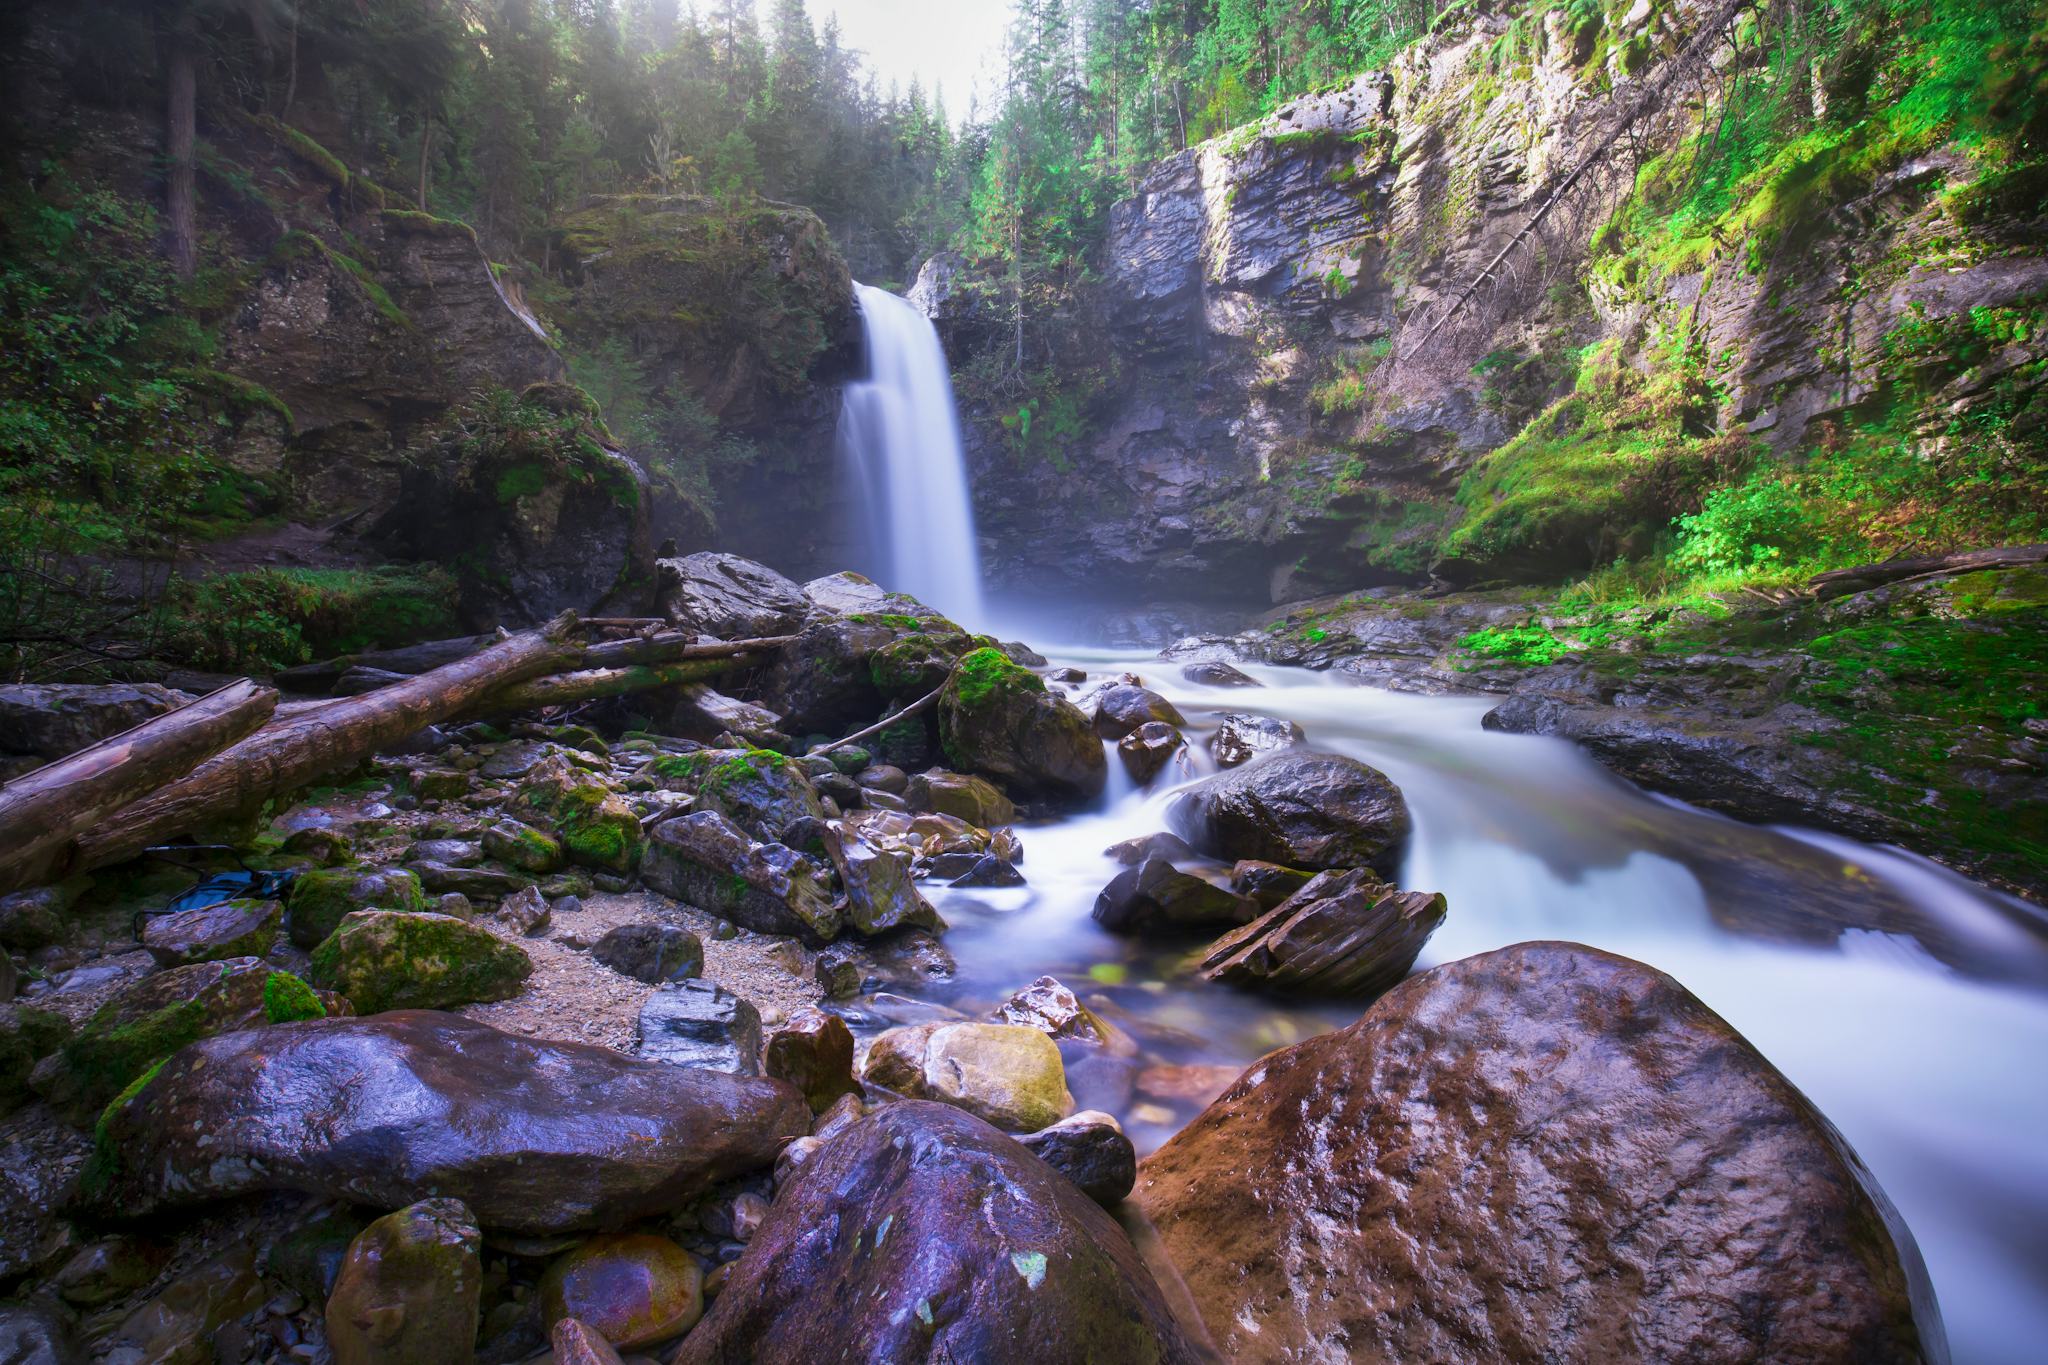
left=578, top=632, right=797, bottom=669
left=0, top=680, right=278, bottom=896
left=1808, top=544, right=2048, bottom=601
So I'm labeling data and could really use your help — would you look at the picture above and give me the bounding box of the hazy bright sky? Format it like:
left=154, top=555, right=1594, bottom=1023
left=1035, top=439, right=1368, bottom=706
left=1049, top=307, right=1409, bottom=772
left=818, top=0, right=1013, bottom=118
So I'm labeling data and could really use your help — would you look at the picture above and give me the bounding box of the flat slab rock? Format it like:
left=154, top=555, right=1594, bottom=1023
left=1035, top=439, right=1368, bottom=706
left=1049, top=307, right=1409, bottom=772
left=1135, top=941, right=1946, bottom=1363
left=673, top=1101, right=1204, bottom=1364
left=89, top=1010, right=808, bottom=1236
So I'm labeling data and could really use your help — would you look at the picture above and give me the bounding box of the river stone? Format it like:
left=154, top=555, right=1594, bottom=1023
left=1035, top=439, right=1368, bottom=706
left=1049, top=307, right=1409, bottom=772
left=1093, top=858, right=1259, bottom=936
left=657, top=748, right=827, bottom=844
left=0, top=1300, right=83, bottom=1364
left=857, top=762, right=909, bottom=794
left=541, top=1233, right=704, bottom=1350
left=1104, top=831, right=1196, bottom=866
left=494, top=884, right=552, bottom=936
left=669, top=683, right=792, bottom=751
left=938, top=648, right=1107, bottom=801
left=1181, top=661, right=1261, bottom=687
left=287, top=866, right=428, bottom=950
left=591, top=923, right=703, bottom=984
left=637, top=980, right=763, bottom=1073
left=30, top=957, right=330, bottom=1124
left=0, top=884, right=73, bottom=951
left=514, top=755, right=644, bottom=875
left=846, top=807, right=1001, bottom=863
left=1092, top=685, right=1185, bottom=740
left=822, top=826, right=945, bottom=936
left=89, top=1010, right=809, bottom=1233
left=140, top=897, right=281, bottom=967
left=1018, top=1110, right=1138, bottom=1206
left=863, top=1021, right=1073, bottom=1131
left=903, top=769, right=1017, bottom=827
left=764, top=1008, right=859, bottom=1111
left=326, top=1198, right=482, bottom=1365
left=642, top=811, right=842, bottom=942
left=481, top=818, right=565, bottom=874
left=1171, top=749, right=1410, bottom=874
left=550, top=1318, right=627, bottom=1365
left=950, top=853, right=1025, bottom=887
left=409, top=861, right=531, bottom=901
left=1199, top=869, right=1446, bottom=999
left=1206, top=712, right=1305, bottom=767
left=673, top=1101, right=1204, bottom=1364
left=1135, top=941, right=1947, bottom=1363
left=991, top=976, right=1133, bottom=1054
left=657, top=551, right=811, bottom=638
left=49, top=1236, right=168, bottom=1307
left=0, top=682, right=187, bottom=761
left=1117, top=721, right=1185, bottom=785
left=95, top=1243, right=265, bottom=1365
left=310, top=911, right=531, bottom=1014
left=1231, top=859, right=1315, bottom=908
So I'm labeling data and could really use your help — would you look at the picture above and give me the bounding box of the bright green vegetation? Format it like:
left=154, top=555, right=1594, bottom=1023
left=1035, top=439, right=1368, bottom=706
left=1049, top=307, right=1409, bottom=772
left=263, top=972, right=329, bottom=1025
left=161, top=566, right=460, bottom=673
left=309, top=911, right=531, bottom=1015
left=947, top=647, right=1045, bottom=711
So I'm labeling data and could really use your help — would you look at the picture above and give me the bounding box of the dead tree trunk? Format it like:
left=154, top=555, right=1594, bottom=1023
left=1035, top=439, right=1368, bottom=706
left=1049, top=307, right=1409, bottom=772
left=0, top=680, right=277, bottom=896
left=470, top=658, right=746, bottom=715
left=61, top=615, right=582, bottom=877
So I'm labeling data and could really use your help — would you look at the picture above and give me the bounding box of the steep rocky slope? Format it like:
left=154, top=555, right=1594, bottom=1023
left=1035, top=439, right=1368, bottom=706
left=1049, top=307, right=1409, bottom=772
left=930, top=0, right=2045, bottom=607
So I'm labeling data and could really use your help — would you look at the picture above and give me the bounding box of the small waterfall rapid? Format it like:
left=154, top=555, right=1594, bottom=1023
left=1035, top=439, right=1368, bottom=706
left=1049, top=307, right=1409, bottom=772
left=838, top=283, right=986, bottom=624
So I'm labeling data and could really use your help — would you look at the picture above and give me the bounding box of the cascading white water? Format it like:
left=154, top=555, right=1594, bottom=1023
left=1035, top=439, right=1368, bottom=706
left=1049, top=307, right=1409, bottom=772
left=838, top=283, right=986, bottom=624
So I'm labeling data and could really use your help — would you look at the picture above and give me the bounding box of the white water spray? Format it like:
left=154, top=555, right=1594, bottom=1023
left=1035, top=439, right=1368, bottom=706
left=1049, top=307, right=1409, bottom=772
left=838, top=283, right=986, bottom=623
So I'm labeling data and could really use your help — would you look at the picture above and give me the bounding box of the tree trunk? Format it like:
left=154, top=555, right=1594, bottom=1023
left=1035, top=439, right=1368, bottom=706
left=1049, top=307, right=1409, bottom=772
left=276, top=633, right=502, bottom=693
left=0, top=680, right=277, bottom=896
left=470, top=658, right=745, bottom=715
left=61, top=615, right=582, bottom=877
left=1808, top=543, right=2048, bottom=600
left=165, top=13, right=199, bottom=280
left=577, top=632, right=795, bottom=670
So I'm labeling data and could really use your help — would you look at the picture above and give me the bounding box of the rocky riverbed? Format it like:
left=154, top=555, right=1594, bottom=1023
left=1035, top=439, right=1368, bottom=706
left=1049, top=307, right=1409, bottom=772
left=0, top=553, right=2021, bottom=1363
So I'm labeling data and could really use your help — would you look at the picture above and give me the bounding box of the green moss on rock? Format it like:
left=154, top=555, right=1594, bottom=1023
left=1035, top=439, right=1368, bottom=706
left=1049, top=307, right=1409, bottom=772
left=263, top=971, right=328, bottom=1024
left=308, top=911, right=532, bottom=1014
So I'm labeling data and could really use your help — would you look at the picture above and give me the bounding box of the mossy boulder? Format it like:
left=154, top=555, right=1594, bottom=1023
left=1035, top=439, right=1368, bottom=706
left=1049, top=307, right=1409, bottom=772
left=515, top=756, right=644, bottom=875
left=482, top=819, right=566, bottom=874
left=646, top=748, right=826, bottom=844
left=140, top=898, right=281, bottom=968
left=641, top=812, right=842, bottom=943
left=309, top=911, right=532, bottom=1014
left=30, top=958, right=331, bottom=1125
left=1, top=1001, right=72, bottom=1116
left=938, top=649, right=1106, bottom=801
left=326, top=1198, right=483, bottom=1365
left=288, top=867, right=427, bottom=950
left=867, top=623, right=982, bottom=699
left=860, top=1021, right=1073, bottom=1132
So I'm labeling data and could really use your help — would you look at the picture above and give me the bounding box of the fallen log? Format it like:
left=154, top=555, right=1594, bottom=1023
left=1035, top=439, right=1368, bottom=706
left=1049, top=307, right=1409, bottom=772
left=60, top=615, right=581, bottom=878
left=275, top=632, right=501, bottom=692
left=1807, top=544, right=2048, bottom=600
left=578, top=632, right=796, bottom=669
left=469, top=657, right=746, bottom=715
left=0, top=680, right=277, bottom=896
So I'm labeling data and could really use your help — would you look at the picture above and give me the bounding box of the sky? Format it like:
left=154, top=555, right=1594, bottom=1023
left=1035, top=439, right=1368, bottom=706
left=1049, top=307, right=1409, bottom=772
left=818, top=0, right=1013, bottom=120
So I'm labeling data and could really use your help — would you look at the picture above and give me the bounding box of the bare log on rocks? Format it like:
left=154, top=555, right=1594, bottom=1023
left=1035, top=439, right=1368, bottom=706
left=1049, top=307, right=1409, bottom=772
left=579, top=632, right=797, bottom=669
left=806, top=686, right=944, bottom=757
left=1808, top=543, right=2048, bottom=600
left=60, top=615, right=582, bottom=877
left=276, top=632, right=502, bottom=691
left=1198, top=868, right=1446, bottom=998
left=0, top=680, right=277, bottom=895
left=471, top=657, right=748, bottom=715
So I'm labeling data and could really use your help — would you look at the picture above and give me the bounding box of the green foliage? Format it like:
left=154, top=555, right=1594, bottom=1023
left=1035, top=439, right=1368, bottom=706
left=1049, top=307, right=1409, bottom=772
left=262, top=972, right=328, bottom=1025
left=162, top=566, right=460, bottom=673
left=1457, top=622, right=1571, bottom=667
left=948, top=646, right=1044, bottom=711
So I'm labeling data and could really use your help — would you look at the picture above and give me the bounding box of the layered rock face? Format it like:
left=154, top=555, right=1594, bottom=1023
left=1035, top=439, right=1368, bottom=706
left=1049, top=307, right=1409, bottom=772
left=936, top=0, right=2047, bottom=605
left=1136, top=941, right=1946, bottom=1363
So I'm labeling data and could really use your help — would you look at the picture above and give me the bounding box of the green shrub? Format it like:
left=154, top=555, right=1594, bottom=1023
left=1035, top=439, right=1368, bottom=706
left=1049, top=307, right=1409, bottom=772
left=162, top=566, right=461, bottom=672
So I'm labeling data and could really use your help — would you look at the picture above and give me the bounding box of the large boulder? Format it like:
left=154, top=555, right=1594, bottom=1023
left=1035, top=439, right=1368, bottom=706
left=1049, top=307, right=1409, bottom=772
left=1171, top=749, right=1409, bottom=874
left=637, top=980, right=763, bottom=1073
left=591, top=923, right=703, bottom=984
left=309, top=910, right=532, bottom=1014
left=325, top=1198, right=482, bottom=1365
left=666, top=684, right=793, bottom=751
left=1093, top=858, right=1259, bottom=935
left=903, top=769, right=1017, bottom=827
left=759, top=616, right=902, bottom=735
left=647, top=747, right=826, bottom=844
left=1198, top=868, right=1445, bottom=997
left=672, top=1102, right=1205, bottom=1364
left=861, top=1021, right=1072, bottom=1132
left=822, top=826, right=946, bottom=936
left=140, top=898, right=280, bottom=967
left=1135, top=942, right=1946, bottom=1363
left=655, top=551, right=811, bottom=638
left=87, top=1011, right=810, bottom=1234
left=288, top=867, right=428, bottom=949
left=938, top=648, right=1106, bottom=801
left=642, top=811, right=841, bottom=942
left=1207, top=712, right=1305, bottom=767
left=0, top=682, right=187, bottom=762
left=1091, top=684, right=1185, bottom=739
left=514, top=754, right=644, bottom=875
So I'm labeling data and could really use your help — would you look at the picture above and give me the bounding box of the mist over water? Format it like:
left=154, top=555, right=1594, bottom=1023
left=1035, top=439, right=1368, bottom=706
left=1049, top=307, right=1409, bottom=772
left=837, top=283, right=986, bottom=625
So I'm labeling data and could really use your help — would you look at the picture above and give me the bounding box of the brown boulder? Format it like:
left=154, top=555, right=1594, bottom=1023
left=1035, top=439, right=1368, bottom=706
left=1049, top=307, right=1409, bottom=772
left=673, top=1101, right=1205, bottom=1364
left=540, top=1233, right=704, bottom=1351
left=764, top=1008, right=860, bottom=1112
left=1135, top=942, right=1945, bottom=1363
left=1205, top=712, right=1303, bottom=767
left=1198, top=869, right=1445, bottom=998
left=326, top=1198, right=482, bottom=1365
left=87, top=1011, right=810, bottom=1235
left=1117, top=721, right=1186, bottom=785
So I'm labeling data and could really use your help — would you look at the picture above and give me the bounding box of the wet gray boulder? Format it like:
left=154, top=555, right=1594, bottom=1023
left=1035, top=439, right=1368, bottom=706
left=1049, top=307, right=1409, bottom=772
left=642, top=812, right=842, bottom=942
left=140, top=898, right=280, bottom=968
left=1172, top=749, right=1409, bottom=874
left=1117, top=721, right=1185, bottom=785
left=1198, top=869, right=1445, bottom=998
left=637, top=980, right=763, bottom=1074
left=652, top=748, right=826, bottom=845
left=672, top=1102, right=1204, bottom=1365
left=938, top=649, right=1107, bottom=801
left=1207, top=712, right=1305, bottom=767
left=1136, top=942, right=1946, bottom=1363
left=822, top=827, right=945, bottom=936
left=1093, top=858, right=1258, bottom=936
left=0, top=682, right=188, bottom=762
left=667, top=684, right=792, bottom=751
left=592, top=923, right=703, bottom=984
left=1091, top=685, right=1185, bottom=740
left=656, top=552, right=812, bottom=639
left=1017, top=1110, right=1138, bottom=1207
left=88, top=1010, right=808, bottom=1235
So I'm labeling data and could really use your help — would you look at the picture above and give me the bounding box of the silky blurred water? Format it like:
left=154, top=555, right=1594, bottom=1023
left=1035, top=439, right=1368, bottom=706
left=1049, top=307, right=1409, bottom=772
left=912, top=645, right=2048, bottom=1365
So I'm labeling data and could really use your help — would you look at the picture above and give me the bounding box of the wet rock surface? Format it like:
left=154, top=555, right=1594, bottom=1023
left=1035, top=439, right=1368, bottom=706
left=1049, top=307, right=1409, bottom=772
left=540, top=1232, right=704, bottom=1351
left=590, top=922, right=703, bottom=984
left=641, top=811, right=841, bottom=942
left=656, top=551, right=812, bottom=639
left=1199, top=868, right=1446, bottom=998
left=89, top=1010, right=809, bottom=1234
left=938, top=648, right=1107, bottom=801
left=325, top=1198, right=482, bottom=1365
left=637, top=979, right=764, bottom=1074
left=863, top=1021, right=1074, bottom=1132
left=309, top=910, right=532, bottom=1014
left=1093, top=858, right=1259, bottom=936
left=1172, top=749, right=1410, bottom=874
left=1137, top=941, right=1946, bottom=1363
left=1016, top=1110, right=1138, bottom=1207
left=673, top=1102, right=1204, bottom=1364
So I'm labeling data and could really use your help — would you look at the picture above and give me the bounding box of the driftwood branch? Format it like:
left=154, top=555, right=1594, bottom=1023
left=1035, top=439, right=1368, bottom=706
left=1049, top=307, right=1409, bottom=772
left=806, top=686, right=943, bottom=757
left=578, top=632, right=796, bottom=669
left=1807, top=544, right=2048, bottom=600
left=0, top=680, right=278, bottom=896
left=60, top=614, right=583, bottom=877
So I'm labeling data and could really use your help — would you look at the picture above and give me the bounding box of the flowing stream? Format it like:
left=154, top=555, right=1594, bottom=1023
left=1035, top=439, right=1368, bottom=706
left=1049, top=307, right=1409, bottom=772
left=897, top=643, right=2048, bottom=1365
left=836, top=284, right=986, bottom=625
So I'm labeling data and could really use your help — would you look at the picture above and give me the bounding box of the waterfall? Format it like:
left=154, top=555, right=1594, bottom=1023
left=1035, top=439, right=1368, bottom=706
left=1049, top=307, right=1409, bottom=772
left=838, top=282, right=987, bottom=625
